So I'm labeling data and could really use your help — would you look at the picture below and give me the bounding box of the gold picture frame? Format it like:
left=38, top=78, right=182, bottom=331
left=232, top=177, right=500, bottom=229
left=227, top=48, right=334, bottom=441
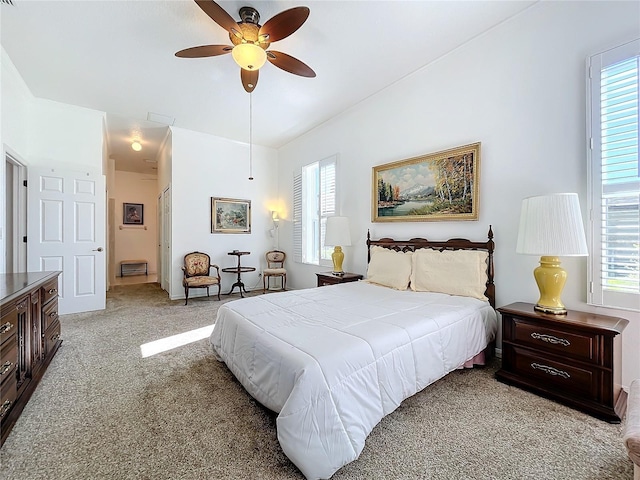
left=211, top=197, right=252, bottom=234
left=372, top=142, right=480, bottom=222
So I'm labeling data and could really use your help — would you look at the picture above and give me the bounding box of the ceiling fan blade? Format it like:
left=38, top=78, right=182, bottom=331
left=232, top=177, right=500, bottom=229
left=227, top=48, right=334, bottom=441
left=175, top=45, right=233, bottom=58
left=259, top=7, right=310, bottom=43
left=195, top=0, right=241, bottom=34
left=267, top=51, right=315, bottom=78
left=241, top=69, right=259, bottom=93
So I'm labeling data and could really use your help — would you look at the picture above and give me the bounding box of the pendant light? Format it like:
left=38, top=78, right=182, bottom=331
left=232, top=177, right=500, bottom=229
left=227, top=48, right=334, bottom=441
left=248, top=91, right=254, bottom=181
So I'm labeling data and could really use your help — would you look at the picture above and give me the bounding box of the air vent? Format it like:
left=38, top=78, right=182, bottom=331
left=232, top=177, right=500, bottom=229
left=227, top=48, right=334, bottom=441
left=1, top=0, right=15, bottom=5
left=146, top=112, right=175, bottom=126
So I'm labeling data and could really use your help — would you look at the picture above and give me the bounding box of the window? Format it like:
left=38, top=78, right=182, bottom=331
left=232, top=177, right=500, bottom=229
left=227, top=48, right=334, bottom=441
left=293, top=155, right=336, bottom=265
left=587, top=39, right=640, bottom=311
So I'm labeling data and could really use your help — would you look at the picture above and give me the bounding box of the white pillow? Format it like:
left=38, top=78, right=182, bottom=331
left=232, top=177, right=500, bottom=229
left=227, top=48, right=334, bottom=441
left=410, top=248, right=489, bottom=300
left=365, top=246, right=413, bottom=290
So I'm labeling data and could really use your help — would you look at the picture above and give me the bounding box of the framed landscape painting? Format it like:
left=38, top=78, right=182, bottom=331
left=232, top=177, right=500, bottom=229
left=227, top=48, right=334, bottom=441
left=372, top=142, right=480, bottom=222
left=211, top=197, right=251, bottom=234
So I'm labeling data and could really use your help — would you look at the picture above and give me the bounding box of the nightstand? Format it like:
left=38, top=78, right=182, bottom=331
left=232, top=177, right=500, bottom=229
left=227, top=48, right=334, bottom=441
left=316, top=272, right=363, bottom=287
left=496, top=302, right=629, bottom=423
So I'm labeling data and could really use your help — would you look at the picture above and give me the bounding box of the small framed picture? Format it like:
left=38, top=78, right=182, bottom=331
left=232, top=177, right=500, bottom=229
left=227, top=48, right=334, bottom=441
left=211, top=197, right=251, bottom=234
left=123, top=203, right=144, bottom=225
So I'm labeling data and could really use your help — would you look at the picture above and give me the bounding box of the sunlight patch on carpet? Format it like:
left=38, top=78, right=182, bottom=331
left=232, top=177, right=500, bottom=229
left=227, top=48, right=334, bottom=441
left=140, top=325, right=214, bottom=358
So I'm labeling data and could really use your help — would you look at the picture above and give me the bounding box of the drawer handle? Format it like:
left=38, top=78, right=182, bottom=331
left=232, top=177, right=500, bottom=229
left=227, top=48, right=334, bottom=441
left=0, top=361, right=13, bottom=376
left=48, top=288, right=57, bottom=294
left=52, top=334, right=60, bottom=342
left=0, top=399, right=12, bottom=418
left=49, top=311, right=58, bottom=318
left=530, top=332, right=570, bottom=347
left=0, top=322, right=13, bottom=335
left=531, top=362, right=570, bottom=379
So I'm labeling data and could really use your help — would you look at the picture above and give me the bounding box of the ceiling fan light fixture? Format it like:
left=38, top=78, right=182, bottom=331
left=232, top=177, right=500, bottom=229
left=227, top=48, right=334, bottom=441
left=232, top=43, right=267, bottom=71
left=131, top=140, right=142, bottom=152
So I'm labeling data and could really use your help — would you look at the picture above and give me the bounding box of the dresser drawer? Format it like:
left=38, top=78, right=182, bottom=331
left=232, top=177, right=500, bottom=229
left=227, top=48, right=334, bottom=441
left=0, top=337, right=17, bottom=385
left=510, top=318, right=597, bottom=363
left=0, top=307, right=18, bottom=347
left=0, top=371, right=17, bottom=422
left=42, top=299, right=59, bottom=332
left=40, top=278, right=59, bottom=306
left=43, top=321, right=61, bottom=358
left=508, top=345, right=597, bottom=400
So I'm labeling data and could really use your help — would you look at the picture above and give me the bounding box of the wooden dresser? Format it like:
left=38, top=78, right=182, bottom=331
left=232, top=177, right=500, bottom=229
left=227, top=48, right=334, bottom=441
left=0, top=271, right=62, bottom=446
left=496, top=302, right=628, bottom=423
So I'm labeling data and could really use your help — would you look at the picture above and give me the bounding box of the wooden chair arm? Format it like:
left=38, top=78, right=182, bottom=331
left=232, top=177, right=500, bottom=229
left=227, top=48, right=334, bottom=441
left=210, top=264, right=221, bottom=278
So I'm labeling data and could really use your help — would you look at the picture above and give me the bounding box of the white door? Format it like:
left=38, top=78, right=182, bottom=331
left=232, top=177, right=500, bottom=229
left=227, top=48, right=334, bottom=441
left=28, top=168, right=106, bottom=314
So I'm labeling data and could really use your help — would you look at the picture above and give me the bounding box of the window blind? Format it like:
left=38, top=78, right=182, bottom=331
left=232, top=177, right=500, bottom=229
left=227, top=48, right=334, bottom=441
left=319, top=158, right=336, bottom=261
left=293, top=172, right=302, bottom=263
left=588, top=39, right=640, bottom=311
left=292, top=156, right=337, bottom=266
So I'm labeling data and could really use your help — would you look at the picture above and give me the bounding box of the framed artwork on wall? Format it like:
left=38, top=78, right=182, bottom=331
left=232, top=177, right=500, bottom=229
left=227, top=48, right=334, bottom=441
left=372, top=142, right=480, bottom=222
left=123, top=203, right=144, bottom=225
left=211, top=197, right=252, bottom=234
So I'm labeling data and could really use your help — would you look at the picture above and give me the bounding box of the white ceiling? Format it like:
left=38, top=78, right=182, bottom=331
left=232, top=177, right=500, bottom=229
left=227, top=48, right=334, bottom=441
left=1, top=0, right=537, bottom=173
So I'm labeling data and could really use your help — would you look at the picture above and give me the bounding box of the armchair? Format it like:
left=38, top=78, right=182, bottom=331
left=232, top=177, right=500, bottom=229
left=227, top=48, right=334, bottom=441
left=182, top=251, right=221, bottom=305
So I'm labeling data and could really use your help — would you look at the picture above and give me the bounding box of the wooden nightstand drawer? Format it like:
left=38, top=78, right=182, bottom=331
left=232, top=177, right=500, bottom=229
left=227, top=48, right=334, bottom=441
left=507, top=345, right=597, bottom=400
left=511, top=318, right=596, bottom=363
left=316, top=272, right=363, bottom=287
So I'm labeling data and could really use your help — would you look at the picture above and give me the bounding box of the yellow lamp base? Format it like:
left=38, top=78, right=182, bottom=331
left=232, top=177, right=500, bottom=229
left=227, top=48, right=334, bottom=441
left=533, top=256, right=568, bottom=315
left=331, top=246, right=344, bottom=274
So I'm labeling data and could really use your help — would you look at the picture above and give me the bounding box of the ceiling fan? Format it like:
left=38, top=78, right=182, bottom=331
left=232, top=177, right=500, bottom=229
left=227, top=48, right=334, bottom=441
left=176, top=0, right=316, bottom=93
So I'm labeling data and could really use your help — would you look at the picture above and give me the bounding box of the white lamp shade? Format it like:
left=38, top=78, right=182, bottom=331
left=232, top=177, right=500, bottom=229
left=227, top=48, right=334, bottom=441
left=516, top=193, right=588, bottom=256
left=325, top=216, right=352, bottom=246
left=232, top=43, right=267, bottom=70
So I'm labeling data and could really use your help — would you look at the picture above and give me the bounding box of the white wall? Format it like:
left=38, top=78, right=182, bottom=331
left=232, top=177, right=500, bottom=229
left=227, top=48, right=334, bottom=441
left=1, top=48, right=105, bottom=275
left=113, top=170, right=158, bottom=275
left=169, top=126, right=278, bottom=300
left=277, top=1, right=640, bottom=386
left=157, top=129, right=172, bottom=192
left=27, top=97, right=104, bottom=172
left=1, top=47, right=33, bottom=273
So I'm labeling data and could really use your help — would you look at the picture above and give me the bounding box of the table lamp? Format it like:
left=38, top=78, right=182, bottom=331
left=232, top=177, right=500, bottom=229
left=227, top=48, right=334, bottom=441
left=324, top=216, right=352, bottom=275
left=516, top=193, right=589, bottom=315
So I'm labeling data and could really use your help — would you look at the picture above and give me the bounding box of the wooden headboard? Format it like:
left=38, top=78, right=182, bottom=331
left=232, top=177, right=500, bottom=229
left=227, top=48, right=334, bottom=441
left=366, top=225, right=496, bottom=308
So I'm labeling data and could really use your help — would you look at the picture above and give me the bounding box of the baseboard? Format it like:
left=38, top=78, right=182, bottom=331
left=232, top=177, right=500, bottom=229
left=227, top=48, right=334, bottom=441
left=495, top=348, right=502, bottom=359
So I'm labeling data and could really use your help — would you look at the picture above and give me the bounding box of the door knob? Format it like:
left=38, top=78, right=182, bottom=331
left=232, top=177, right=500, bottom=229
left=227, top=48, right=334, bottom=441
left=93, top=247, right=104, bottom=252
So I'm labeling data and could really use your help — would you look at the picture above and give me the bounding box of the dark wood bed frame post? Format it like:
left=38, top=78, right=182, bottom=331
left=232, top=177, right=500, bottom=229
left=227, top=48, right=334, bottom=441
left=486, top=225, right=495, bottom=308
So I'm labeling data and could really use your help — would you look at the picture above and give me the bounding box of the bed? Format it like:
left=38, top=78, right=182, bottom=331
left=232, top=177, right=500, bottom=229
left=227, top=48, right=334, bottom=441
left=209, top=227, right=497, bottom=479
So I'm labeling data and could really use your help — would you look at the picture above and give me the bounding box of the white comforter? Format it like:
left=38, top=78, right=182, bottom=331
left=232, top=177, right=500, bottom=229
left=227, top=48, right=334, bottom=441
left=210, top=281, right=497, bottom=479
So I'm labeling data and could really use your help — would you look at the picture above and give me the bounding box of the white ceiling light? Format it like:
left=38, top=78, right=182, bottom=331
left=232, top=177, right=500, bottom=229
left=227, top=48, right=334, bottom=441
left=232, top=43, right=267, bottom=71
left=131, top=140, right=142, bottom=151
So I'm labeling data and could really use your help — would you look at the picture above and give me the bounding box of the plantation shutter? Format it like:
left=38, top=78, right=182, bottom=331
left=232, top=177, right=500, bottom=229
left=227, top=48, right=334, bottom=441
left=293, top=172, right=302, bottom=263
left=588, top=39, right=640, bottom=311
left=319, top=156, right=337, bottom=262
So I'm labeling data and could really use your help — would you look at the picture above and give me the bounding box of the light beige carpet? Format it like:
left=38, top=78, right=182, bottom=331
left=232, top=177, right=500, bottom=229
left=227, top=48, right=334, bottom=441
left=0, top=283, right=633, bottom=479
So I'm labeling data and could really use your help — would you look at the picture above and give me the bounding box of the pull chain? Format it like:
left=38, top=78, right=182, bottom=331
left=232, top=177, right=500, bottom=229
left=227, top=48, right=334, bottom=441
left=248, top=91, right=254, bottom=181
